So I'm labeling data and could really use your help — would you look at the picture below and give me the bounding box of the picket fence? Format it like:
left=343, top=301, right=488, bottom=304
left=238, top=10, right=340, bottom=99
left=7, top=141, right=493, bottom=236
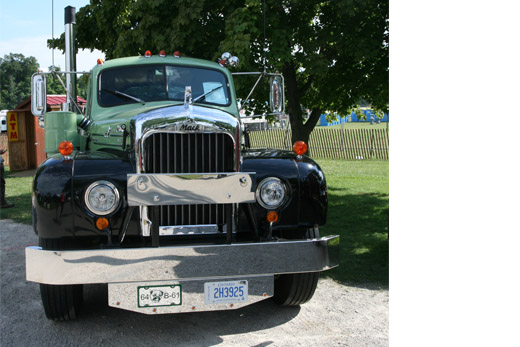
left=248, top=127, right=389, bottom=160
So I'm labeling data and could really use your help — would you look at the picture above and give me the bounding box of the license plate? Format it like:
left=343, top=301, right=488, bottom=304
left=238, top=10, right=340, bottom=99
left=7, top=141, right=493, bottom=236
left=204, top=280, right=248, bottom=305
left=137, top=285, right=182, bottom=308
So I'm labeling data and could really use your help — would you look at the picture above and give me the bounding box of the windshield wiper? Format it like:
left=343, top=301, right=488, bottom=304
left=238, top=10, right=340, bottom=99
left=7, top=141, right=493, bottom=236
left=101, top=88, right=146, bottom=105
left=193, top=85, right=223, bottom=103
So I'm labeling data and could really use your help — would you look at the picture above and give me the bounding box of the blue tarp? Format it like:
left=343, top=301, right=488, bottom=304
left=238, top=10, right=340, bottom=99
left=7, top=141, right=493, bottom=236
left=319, top=110, right=388, bottom=126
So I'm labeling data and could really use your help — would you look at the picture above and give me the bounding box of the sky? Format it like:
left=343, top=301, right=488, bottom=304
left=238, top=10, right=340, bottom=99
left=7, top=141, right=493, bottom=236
left=0, top=0, right=105, bottom=72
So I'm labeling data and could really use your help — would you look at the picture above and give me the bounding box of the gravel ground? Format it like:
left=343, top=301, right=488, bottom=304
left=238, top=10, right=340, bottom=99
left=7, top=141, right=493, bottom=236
left=0, top=219, right=388, bottom=346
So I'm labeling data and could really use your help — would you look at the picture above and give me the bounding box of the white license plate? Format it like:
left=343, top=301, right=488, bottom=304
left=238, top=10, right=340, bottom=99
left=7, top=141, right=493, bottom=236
left=204, top=280, right=248, bottom=305
left=138, top=285, right=182, bottom=308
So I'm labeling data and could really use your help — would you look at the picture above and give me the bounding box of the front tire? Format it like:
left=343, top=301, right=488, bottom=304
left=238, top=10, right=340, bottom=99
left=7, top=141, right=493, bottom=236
left=274, top=227, right=320, bottom=306
left=39, top=238, right=83, bottom=321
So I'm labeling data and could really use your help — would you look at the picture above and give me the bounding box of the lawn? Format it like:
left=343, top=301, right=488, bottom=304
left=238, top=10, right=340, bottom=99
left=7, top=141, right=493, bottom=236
left=1, top=159, right=389, bottom=287
left=0, top=168, right=33, bottom=224
left=315, top=158, right=389, bottom=287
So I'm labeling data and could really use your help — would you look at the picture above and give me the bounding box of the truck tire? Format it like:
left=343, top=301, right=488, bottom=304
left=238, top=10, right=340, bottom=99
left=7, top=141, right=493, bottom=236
left=274, top=227, right=320, bottom=306
left=39, top=238, right=83, bottom=321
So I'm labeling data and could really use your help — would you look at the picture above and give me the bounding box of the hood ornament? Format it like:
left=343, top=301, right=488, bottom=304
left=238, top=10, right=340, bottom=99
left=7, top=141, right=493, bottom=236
left=184, top=86, right=192, bottom=118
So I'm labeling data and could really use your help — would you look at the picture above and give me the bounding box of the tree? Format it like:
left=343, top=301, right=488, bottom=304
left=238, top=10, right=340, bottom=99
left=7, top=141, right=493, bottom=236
left=50, top=0, right=388, bottom=150
left=0, top=53, right=39, bottom=110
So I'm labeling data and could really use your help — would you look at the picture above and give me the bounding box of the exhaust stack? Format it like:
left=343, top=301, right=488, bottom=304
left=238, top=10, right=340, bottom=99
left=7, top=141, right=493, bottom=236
left=64, top=6, right=77, bottom=113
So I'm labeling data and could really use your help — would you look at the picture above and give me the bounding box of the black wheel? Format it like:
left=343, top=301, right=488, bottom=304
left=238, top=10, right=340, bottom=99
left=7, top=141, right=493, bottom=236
left=39, top=238, right=83, bottom=321
left=274, top=227, right=320, bottom=306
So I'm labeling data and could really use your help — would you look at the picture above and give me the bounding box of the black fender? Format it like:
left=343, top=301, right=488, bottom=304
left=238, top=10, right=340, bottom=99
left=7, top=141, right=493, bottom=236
left=240, top=149, right=327, bottom=234
left=33, top=150, right=139, bottom=240
left=32, top=155, right=75, bottom=239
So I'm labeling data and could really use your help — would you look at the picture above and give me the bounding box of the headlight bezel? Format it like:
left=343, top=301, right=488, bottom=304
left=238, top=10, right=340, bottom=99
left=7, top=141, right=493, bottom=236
left=84, top=180, right=121, bottom=216
left=256, top=177, right=288, bottom=210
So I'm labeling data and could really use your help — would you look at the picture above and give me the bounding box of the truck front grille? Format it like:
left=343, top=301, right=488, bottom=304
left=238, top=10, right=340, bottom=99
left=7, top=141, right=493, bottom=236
left=143, top=132, right=235, bottom=227
left=144, top=133, right=234, bottom=174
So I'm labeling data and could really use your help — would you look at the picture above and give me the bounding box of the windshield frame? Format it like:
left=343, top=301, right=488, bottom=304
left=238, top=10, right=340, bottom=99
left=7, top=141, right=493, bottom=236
left=97, top=64, right=232, bottom=108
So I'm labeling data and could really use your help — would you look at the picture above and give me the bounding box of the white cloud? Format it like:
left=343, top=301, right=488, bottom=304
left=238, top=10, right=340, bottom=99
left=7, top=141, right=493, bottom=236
left=0, top=35, right=104, bottom=72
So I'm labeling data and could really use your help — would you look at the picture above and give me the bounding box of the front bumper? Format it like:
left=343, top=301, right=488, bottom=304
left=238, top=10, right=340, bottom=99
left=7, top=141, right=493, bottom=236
left=25, top=235, right=339, bottom=285
left=126, top=172, right=256, bottom=206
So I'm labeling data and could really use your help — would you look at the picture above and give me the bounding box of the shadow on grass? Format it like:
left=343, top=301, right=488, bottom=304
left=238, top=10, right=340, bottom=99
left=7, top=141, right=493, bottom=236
left=0, top=192, right=33, bottom=224
left=1, top=169, right=33, bottom=224
left=320, top=191, right=389, bottom=289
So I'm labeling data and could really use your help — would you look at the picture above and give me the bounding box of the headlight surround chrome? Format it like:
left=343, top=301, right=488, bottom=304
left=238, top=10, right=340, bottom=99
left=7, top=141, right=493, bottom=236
left=84, top=180, right=120, bottom=215
left=256, top=177, right=287, bottom=209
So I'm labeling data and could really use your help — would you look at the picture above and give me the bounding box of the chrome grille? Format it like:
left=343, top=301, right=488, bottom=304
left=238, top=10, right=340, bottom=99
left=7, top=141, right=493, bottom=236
left=143, top=132, right=235, bottom=227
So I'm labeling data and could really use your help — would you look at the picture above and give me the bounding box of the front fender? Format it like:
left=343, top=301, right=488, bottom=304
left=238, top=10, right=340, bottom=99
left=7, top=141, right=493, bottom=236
left=241, top=149, right=327, bottom=232
left=32, top=155, right=75, bottom=238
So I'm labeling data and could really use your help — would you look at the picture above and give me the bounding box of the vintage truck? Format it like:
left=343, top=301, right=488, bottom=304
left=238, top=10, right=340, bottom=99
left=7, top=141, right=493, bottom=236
left=25, top=6, right=338, bottom=321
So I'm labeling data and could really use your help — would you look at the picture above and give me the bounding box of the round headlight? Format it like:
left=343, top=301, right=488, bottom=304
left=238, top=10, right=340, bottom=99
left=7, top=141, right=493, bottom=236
left=84, top=180, right=120, bottom=215
left=256, top=177, right=287, bottom=209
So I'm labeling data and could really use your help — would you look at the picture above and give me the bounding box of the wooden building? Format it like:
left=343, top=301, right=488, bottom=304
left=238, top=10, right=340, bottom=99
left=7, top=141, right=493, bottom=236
left=5, top=95, right=86, bottom=171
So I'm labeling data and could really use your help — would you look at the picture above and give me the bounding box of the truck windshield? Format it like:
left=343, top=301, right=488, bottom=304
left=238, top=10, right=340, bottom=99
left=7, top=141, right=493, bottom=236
left=98, top=65, right=230, bottom=108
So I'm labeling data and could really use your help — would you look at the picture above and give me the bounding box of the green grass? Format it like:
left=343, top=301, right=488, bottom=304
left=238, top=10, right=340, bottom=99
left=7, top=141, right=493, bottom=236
left=315, top=159, right=389, bottom=287
left=0, top=159, right=389, bottom=287
left=0, top=168, right=33, bottom=224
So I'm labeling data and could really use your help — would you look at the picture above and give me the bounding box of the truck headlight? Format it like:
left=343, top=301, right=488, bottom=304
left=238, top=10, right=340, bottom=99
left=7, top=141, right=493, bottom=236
left=84, top=180, right=120, bottom=215
left=256, top=177, right=286, bottom=209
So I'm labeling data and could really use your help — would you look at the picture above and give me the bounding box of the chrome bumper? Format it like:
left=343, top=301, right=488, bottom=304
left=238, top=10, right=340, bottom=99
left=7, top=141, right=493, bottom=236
left=26, top=236, right=339, bottom=285
left=127, top=172, right=256, bottom=206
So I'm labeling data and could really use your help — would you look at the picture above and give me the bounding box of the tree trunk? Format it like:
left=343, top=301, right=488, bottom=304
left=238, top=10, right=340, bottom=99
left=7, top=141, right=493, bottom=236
left=283, top=63, right=321, bottom=156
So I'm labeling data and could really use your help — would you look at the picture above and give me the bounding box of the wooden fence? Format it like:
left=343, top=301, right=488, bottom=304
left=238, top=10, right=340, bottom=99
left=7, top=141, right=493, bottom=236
left=248, top=127, right=389, bottom=160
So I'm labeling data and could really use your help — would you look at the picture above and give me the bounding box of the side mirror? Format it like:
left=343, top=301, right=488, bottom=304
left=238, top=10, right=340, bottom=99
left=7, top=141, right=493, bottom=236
left=269, top=75, right=284, bottom=114
left=31, top=74, right=47, bottom=116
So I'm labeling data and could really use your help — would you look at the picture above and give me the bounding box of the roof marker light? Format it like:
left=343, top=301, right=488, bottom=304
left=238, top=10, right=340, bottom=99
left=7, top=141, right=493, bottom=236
left=159, top=50, right=166, bottom=57
left=173, top=51, right=181, bottom=58
left=97, top=58, right=104, bottom=65
left=144, top=50, right=152, bottom=57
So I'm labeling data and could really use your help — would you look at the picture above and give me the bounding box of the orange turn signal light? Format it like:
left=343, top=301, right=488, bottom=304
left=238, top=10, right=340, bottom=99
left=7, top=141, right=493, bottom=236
left=96, top=217, right=109, bottom=230
left=58, top=141, right=74, bottom=156
left=144, top=50, right=152, bottom=57
left=266, top=211, right=279, bottom=223
left=293, top=141, right=308, bottom=156
left=159, top=50, right=166, bottom=57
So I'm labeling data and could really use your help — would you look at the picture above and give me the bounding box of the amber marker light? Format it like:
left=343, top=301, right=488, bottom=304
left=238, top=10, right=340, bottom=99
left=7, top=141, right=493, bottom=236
left=58, top=141, right=74, bottom=156
left=96, top=217, right=109, bottom=230
left=144, top=50, right=152, bottom=57
left=97, top=58, right=104, bottom=65
left=293, top=141, right=307, bottom=156
left=173, top=51, right=181, bottom=58
left=266, top=211, right=279, bottom=223
left=159, top=50, right=166, bottom=57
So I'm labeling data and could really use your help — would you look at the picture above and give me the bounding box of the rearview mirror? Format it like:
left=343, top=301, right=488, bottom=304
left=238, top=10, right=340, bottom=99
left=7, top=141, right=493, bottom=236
left=31, top=74, right=47, bottom=116
left=269, top=75, right=284, bottom=114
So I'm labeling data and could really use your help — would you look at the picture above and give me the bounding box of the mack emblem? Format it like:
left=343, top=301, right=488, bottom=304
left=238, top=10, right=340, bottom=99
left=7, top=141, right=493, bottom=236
left=179, top=123, right=201, bottom=131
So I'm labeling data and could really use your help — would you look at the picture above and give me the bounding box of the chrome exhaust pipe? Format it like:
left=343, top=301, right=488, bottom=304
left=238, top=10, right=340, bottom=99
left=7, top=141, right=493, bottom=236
left=64, top=6, right=77, bottom=112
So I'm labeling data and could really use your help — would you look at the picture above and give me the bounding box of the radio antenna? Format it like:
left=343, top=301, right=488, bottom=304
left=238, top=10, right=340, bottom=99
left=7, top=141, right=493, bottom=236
left=263, top=0, right=267, bottom=73
left=51, top=0, right=55, bottom=71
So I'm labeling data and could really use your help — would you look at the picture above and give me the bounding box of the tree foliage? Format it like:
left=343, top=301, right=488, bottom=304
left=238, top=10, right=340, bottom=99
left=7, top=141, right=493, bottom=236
left=50, top=0, right=388, bottom=148
left=0, top=53, right=39, bottom=110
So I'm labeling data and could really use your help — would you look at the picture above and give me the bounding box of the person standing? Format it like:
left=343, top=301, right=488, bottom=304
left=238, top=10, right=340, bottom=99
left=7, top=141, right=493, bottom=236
left=0, top=148, right=14, bottom=209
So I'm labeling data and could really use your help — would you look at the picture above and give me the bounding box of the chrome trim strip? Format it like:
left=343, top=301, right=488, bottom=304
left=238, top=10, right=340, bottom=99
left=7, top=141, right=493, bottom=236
left=127, top=172, right=256, bottom=206
left=159, top=224, right=219, bottom=236
left=26, top=235, right=340, bottom=285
